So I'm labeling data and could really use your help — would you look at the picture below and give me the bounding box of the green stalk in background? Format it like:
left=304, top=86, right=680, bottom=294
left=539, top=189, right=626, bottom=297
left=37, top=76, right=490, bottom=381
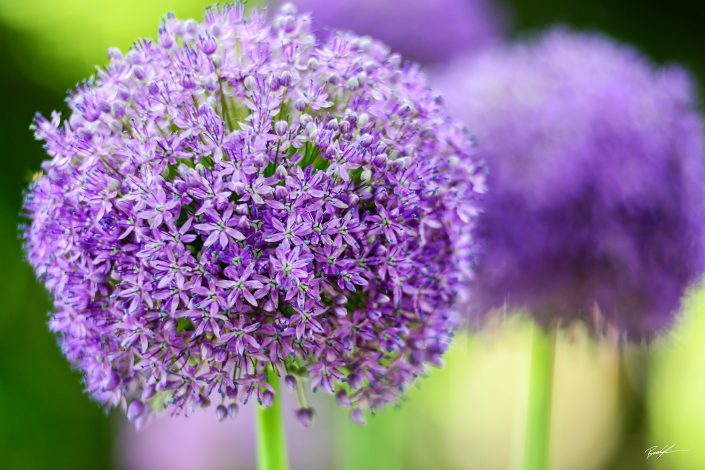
left=256, top=370, right=289, bottom=470
left=523, top=324, right=556, bottom=470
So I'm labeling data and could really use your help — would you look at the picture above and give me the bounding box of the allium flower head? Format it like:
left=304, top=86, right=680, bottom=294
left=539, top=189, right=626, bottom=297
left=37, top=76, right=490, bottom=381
left=435, top=29, right=705, bottom=339
left=23, top=3, right=484, bottom=425
left=288, top=0, right=506, bottom=65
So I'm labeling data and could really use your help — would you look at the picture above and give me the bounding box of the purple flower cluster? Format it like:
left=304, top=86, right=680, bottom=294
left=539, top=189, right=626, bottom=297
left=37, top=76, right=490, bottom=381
left=23, top=4, right=484, bottom=426
left=288, top=0, right=506, bottom=65
left=435, top=29, right=705, bottom=339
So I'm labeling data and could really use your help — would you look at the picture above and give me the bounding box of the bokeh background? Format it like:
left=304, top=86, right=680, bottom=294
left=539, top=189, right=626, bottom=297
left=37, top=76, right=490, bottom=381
left=1, top=0, right=704, bottom=469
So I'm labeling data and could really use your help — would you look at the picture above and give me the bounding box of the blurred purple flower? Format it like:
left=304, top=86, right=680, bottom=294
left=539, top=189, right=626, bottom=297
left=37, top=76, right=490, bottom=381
left=119, top=393, right=335, bottom=470
left=289, top=0, right=506, bottom=65
left=23, top=4, right=485, bottom=426
left=434, top=29, right=705, bottom=339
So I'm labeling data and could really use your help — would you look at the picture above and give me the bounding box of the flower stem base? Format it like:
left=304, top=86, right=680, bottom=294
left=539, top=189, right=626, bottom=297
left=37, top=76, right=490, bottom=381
left=256, top=370, right=289, bottom=470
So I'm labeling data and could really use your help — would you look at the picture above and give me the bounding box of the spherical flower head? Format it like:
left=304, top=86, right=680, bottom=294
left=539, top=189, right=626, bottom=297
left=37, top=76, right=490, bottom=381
left=287, top=0, right=506, bottom=65
left=22, top=3, right=485, bottom=426
left=434, top=28, right=705, bottom=339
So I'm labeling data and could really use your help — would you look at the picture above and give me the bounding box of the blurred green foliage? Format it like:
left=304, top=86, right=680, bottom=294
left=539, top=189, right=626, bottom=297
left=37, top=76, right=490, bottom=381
left=0, top=0, right=232, bottom=92
left=0, top=0, right=703, bottom=469
left=0, top=20, right=112, bottom=470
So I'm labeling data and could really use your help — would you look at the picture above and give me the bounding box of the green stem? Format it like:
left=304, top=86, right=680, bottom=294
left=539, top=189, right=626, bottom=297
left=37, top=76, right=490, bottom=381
left=256, top=370, right=289, bottom=470
left=523, top=324, right=556, bottom=470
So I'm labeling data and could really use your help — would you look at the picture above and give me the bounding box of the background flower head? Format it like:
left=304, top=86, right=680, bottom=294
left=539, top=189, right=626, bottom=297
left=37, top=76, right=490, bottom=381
left=22, top=3, right=485, bottom=426
left=434, top=28, right=705, bottom=339
left=287, top=0, right=507, bottom=65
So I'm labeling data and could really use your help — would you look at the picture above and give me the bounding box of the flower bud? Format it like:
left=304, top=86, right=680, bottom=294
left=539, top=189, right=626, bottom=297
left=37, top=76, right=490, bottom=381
left=127, top=400, right=145, bottom=422
left=274, top=120, right=288, bottom=136
left=284, top=374, right=297, bottom=391
left=275, top=186, right=289, bottom=200
left=334, top=306, right=347, bottom=317
left=133, top=66, right=146, bottom=81
left=325, top=118, right=339, bottom=131
left=336, top=390, right=351, bottom=408
left=260, top=390, right=274, bottom=408
left=216, top=404, right=228, bottom=422
left=181, top=73, right=196, bottom=89
left=279, top=71, right=293, bottom=87
left=199, top=35, right=217, bottom=55
left=295, top=407, right=315, bottom=427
